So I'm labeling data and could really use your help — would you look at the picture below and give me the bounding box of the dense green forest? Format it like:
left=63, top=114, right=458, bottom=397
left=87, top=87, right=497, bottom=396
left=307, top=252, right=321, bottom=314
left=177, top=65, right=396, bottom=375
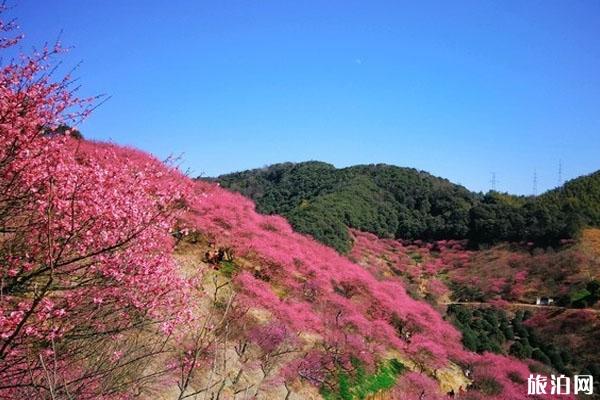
left=211, top=162, right=600, bottom=252
left=448, top=306, right=572, bottom=373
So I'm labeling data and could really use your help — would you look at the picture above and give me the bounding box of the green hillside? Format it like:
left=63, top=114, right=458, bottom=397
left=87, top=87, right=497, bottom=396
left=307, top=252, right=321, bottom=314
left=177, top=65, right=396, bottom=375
left=212, top=162, right=600, bottom=252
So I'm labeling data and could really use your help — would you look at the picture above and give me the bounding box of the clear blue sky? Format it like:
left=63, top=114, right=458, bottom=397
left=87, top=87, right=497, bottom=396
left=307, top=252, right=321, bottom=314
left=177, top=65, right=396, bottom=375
left=11, top=0, right=600, bottom=194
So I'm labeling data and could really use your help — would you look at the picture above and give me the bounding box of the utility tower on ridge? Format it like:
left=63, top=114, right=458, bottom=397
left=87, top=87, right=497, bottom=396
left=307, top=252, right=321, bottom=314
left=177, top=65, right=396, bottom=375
left=490, top=172, right=497, bottom=192
left=533, top=169, right=538, bottom=196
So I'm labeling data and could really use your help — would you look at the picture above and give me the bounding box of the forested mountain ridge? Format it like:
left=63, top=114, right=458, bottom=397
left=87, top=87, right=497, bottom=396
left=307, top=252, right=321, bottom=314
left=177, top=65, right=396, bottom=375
left=212, top=162, right=600, bottom=252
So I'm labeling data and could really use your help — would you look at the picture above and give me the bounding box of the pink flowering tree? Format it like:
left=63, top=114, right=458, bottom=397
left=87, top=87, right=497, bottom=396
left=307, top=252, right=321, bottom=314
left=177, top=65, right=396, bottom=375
left=0, top=10, right=194, bottom=398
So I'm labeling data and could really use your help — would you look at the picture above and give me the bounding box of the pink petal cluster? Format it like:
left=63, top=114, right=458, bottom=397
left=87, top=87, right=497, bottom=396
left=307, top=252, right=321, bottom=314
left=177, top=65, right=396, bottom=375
left=0, top=12, right=195, bottom=398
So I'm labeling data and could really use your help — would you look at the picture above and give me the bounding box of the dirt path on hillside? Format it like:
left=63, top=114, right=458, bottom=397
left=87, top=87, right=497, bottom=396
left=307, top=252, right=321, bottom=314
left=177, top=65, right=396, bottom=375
left=441, top=301, right=600, bottom=314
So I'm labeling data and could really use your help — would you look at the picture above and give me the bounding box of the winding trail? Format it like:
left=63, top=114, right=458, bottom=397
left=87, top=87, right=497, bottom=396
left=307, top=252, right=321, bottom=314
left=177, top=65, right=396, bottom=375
left=441, top=301, right=600, bottom=314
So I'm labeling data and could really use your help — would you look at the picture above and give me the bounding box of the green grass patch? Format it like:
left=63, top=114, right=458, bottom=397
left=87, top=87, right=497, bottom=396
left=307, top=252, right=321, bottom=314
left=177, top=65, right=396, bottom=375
left=218, top=260, right=239, bottom=277
left=322, top=358, right=405, bottom=400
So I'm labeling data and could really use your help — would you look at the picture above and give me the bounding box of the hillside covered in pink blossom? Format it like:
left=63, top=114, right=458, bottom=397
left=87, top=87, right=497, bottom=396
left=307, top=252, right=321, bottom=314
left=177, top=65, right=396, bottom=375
left=1, top=124, right=547, bottom=398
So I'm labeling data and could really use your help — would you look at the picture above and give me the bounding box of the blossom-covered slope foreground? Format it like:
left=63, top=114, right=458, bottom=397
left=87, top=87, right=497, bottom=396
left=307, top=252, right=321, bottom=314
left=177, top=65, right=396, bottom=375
left=0, top=118, right=547, bottom=399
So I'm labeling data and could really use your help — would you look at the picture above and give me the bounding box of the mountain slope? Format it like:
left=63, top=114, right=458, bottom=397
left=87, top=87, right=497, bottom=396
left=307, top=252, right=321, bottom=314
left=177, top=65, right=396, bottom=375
left=539, top=170, right=600, bottom=231
left=214, top=162, right=600, bottom=252
left=214, top=162, right=475, bottom=252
